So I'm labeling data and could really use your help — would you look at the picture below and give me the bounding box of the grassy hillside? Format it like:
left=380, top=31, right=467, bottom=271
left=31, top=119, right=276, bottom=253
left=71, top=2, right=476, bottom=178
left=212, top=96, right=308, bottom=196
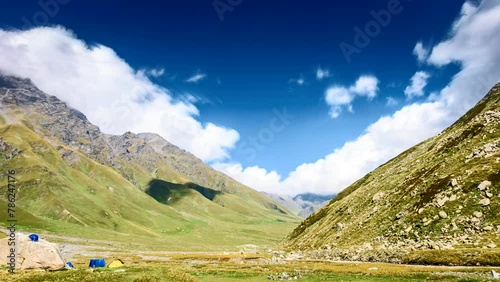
left=0, top=76, right=300, bottom=250
left=284, top=84, right=500, bottom=263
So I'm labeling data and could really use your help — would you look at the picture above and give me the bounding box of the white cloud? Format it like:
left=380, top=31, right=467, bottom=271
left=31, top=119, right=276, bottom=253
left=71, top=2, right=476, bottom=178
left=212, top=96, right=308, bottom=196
left=0, top=26, right=239, bottom=162
left=185, top=72, right=206, bottom=83
left=426, top=0, right=500, bottom=112
left=289, top=74, right=305, bottom=86
left=143, top=68, right=165, bottom=78
left=325, top=75, right=379, bottom=118
left=350, top=75, right=379, bottom=98
left=215, top=0, right=500, bottom=196
left=212, top=163, right=282, bottom=193
left=385, top=96, right=398, bottom=106
left=413, top=42, right=429, bottom=63
left=216, top=102, right=448, bottom=195
left=325, top=87, right=354, bottom=118
left=316, top=67, right=330, bottom=80
left=404, top=71, right=431, bottom=99
left=280, top=102, right=448, bottom=195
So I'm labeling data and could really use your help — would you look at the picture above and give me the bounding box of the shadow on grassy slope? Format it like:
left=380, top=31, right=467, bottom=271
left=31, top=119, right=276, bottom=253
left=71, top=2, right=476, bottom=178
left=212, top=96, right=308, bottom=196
left=145, top=179, right=222, bottom=205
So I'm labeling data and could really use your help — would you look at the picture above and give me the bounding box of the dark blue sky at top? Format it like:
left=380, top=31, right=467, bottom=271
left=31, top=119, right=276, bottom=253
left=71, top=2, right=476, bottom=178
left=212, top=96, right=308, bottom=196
left=0, top=0, right=464, bottom=175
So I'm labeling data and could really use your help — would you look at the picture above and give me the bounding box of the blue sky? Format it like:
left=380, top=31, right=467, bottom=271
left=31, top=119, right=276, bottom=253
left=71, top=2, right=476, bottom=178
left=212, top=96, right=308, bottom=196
left=1, top=0, right=498, bottom=195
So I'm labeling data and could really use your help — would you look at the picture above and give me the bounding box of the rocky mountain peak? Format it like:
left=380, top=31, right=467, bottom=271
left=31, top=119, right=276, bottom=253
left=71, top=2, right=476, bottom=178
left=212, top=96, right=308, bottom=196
left=0, top=75, right=36, bottom=90
left=0, top=75, right=284, bottom=199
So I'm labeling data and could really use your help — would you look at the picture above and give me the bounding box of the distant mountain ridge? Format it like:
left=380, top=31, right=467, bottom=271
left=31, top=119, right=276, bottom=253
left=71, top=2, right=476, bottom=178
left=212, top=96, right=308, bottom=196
left=262, top=192, right=334, bottom=217
left=293, top=193, right=335, bottom=217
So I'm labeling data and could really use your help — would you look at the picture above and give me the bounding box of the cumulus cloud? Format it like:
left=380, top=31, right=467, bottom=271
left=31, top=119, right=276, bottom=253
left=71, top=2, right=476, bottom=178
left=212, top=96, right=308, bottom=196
left=215, top=0, right=500, bottom=195
left=325, top=87, right=354, bottom=118
left=426, top=0, right=500, bottom=112
left=325, top=75, right=379, bottom=118
left=212, top=163, right=282, bottom=193
left=185, top=72, right=206, bottom=83
left=404, top=71, right=431, bottom=99
left=350, top=76, right=379, bottom=98
left=280, top=102, right=448, bottom=195
left=216, top=102, right=448, bottom=195
left=413, top=42, right=429, bottom=62
left=0, top=26, right=239, bottom=162
left=316, top=67, right=331, bottom=80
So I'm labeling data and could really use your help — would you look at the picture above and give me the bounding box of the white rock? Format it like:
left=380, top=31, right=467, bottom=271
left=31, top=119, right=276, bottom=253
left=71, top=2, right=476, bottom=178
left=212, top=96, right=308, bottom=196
left=449, top=179, right=458, bottom=187
left=372, top=192, right=385, bottom=202
left=479, top=198, right=491, bottom=206
left=478, top=181, right=492, bottom=191
left=439, top=211, right=448, bottom=219
left=471, top=217, right=480, bottom=223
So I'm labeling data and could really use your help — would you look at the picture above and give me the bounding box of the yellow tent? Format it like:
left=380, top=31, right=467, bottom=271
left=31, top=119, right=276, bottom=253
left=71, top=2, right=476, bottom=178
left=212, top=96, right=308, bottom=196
left=107, top=259, right=124, bottom=268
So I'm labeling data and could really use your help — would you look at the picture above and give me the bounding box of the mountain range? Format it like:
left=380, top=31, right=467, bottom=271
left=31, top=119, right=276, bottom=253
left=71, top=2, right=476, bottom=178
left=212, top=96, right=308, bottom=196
left=262, top=192, right=334, bottom=217
left=2, top=74, right=499, bottom=264
left=0, top=75, right=299, bottom=251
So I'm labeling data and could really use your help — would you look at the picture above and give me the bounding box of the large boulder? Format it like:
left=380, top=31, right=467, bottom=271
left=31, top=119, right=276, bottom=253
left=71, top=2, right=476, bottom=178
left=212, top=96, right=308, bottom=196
left=0, top=234, right=66, bottom=270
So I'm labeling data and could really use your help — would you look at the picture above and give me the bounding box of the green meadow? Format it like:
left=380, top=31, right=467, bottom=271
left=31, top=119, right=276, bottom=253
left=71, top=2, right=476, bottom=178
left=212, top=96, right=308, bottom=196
left=1, top=256, right=497, bottom=281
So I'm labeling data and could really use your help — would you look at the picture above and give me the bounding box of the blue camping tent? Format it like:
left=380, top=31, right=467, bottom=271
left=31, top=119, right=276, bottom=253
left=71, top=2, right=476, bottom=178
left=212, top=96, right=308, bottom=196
left=89, top=258, right=106, bottom=268
left=28, top=234, right=39, bottom=242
